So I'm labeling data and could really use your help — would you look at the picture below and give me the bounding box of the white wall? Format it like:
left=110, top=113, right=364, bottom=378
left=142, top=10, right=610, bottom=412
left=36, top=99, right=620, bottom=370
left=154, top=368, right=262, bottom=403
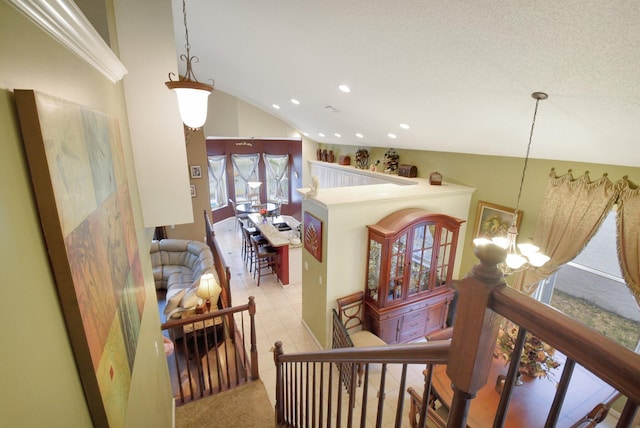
left=114, top=0, right=193, bottom=228
left=301, top=180, right=475, bottom=346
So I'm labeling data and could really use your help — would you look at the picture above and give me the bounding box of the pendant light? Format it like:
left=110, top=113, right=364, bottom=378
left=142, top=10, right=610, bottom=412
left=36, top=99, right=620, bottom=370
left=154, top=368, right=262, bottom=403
left=474, top=92, right=551, bottom=273
left=165, top=0, right=213, bottom=130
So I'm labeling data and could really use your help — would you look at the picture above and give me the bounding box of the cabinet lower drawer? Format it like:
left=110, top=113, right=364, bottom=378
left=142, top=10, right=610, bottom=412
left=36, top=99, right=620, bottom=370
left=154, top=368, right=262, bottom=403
left=399, top=308, right=428, bottom=342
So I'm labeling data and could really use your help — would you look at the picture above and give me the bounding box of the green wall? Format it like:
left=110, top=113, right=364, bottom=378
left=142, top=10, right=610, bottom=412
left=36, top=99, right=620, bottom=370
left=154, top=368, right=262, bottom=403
left=0, top=2, right=173, bottom=427
left=319, top=144, right=640, bottom=278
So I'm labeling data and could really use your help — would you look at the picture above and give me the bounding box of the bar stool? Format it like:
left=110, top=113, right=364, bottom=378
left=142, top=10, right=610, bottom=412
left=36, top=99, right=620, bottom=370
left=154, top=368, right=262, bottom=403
left=242, top=224, right=267, bottom=271
left=239, top=220, right=253, bottom=262
left=250, top=235, right=277, bottom=286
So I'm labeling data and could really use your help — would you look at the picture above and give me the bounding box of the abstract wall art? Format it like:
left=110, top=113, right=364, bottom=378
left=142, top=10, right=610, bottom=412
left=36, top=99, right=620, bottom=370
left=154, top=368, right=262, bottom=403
left=15, top=90, right=145, bottom=427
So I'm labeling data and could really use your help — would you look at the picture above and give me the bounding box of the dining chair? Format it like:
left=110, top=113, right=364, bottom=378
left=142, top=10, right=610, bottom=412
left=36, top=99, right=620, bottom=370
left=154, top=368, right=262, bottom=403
left=229, top=198, right=249, bottom=231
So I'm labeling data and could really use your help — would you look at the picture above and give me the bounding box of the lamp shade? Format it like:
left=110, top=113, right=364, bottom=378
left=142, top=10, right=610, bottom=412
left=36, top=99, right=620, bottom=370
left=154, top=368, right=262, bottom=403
left=196, top=272, right=219, bottom=299
left=165, top=80, right=212, bottom=129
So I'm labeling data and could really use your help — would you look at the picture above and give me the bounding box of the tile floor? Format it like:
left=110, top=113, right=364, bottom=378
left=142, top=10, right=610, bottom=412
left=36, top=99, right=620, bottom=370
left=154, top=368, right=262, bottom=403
left=212, top=217, right=430, bottom=428
left=212, top=217, right=320, bottom=407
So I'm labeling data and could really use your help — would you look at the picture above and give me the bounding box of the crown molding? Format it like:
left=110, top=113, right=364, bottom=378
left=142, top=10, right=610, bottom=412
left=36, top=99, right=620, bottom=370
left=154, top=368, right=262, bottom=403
left=6, top=0, right=127, bottom=83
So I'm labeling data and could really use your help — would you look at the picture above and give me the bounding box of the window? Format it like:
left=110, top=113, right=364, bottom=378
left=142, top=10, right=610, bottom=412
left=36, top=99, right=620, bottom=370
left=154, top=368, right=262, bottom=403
left=207, top=155, right=228, bottom=210
left=535, top=211, right=640, bottom=351
left=263, top=153, right=289, bottom=204
left=231, top=154, right=260, bottom=203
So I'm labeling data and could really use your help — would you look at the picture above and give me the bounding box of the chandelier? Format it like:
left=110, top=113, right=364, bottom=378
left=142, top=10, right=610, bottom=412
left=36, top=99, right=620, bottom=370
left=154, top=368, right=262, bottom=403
left=165, top=0, right=213, bottom=130
left=474, top=92, right=550, bottom=273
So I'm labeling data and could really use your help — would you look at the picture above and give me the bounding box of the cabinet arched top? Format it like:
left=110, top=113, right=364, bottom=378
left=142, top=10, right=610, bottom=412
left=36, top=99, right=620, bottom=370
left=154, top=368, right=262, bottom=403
left=367, top=207, right=465, bottom=237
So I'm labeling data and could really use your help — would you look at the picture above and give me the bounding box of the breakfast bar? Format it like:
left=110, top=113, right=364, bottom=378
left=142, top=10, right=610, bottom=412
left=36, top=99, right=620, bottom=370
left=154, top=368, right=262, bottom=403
left=248, top=213, right=291, bottom=285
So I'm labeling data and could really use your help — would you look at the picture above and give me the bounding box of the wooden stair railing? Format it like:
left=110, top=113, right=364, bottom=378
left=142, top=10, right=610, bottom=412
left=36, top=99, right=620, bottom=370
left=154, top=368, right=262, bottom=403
left=204, top=209, right=232, bottom=309
left=274, top=243, right=640, bottom=427
left=273, top=340, right=450, bottom=427
left=161, top=297, right=258, bottom=405
left=447, top=244, right=640, bottom=427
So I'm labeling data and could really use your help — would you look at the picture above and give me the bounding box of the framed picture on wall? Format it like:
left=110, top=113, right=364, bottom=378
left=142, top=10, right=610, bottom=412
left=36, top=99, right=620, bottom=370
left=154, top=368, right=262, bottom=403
left=190, top=184, right=197, bottom=198
left=473, top=200, right=521, bottom=241
left=190, top=165, right=202, bottom=179
left=303, top=212, right=323, bottom=262
left=15, top=90, right=146, bottom=427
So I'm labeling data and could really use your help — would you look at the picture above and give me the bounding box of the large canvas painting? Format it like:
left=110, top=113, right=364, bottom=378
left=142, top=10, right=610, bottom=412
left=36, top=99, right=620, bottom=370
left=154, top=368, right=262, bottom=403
left=15, top=90, right=146, bottom=427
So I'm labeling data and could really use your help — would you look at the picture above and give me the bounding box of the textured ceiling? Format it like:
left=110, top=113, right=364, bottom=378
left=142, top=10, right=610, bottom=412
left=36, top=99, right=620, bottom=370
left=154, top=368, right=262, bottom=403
left=171, top=1, right=640, bottom=167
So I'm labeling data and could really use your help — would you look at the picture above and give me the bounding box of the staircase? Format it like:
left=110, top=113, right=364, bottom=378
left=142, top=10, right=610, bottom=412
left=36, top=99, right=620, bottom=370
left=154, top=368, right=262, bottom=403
left=273, top=245, right=640, bottom=427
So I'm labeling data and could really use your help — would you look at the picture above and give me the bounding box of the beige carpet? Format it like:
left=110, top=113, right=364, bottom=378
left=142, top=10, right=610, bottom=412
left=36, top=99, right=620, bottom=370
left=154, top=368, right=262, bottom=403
left=175, top=380, right=274, bottom=427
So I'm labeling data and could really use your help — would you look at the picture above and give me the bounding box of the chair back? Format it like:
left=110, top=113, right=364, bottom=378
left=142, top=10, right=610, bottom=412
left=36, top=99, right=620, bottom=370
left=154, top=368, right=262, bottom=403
left=336, top=291, right=367, bottom=332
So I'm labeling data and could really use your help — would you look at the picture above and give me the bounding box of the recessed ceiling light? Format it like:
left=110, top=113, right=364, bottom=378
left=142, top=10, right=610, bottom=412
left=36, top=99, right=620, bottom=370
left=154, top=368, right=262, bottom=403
left=318, top=132, right=325, bottom=137
left=355, top=133, right=364, bottom=139
left=291, top=99, right=300, bottom=105
left=388, top=133, right=397, bottom=139
left=334, top=133, right=341, bottom=138
left=272, top=104, right=280, bottom=110
left=338, top=84, right=351, bottom=93
left=303, top=132, right=309, bottom=137
left=400, top=123, right=410, bottom=130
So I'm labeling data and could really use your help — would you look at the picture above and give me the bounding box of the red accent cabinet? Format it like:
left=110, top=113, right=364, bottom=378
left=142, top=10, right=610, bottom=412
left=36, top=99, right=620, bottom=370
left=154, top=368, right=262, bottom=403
left=364, top=208, right=464, bottom=344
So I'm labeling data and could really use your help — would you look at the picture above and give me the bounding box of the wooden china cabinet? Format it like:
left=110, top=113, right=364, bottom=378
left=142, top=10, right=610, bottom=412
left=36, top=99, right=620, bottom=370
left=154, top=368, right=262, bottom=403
left=363, top=208, right=464, bottom=344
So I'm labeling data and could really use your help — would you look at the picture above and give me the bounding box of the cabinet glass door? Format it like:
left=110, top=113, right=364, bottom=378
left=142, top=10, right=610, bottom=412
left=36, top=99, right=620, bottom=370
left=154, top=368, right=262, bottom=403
left=409, top=223, right=435, bottom=296
left=367, top=239, right=382, bottom=301
left=387, top=233, right=407, bottom=303
left=436, top=225, right=454, bottom=289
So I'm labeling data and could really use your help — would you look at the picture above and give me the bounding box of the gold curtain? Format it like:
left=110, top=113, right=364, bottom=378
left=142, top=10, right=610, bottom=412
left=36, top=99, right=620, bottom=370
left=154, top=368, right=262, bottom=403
left=513, top=169, right=619, bottom=294
left=616, top=178, right=640, bottom=305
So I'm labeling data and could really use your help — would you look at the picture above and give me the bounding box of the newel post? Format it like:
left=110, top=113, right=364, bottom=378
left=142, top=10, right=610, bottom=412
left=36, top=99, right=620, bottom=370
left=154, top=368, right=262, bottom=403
left=273, top=341, right=284, bottom=425
left=248, top=296, right=259, bottom=380
left=446, top=244, right=507, bottom=428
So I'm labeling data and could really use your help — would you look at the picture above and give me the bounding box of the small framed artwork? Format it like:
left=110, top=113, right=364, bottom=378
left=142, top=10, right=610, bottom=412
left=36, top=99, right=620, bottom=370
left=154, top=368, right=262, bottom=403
left=190, top=165, right=202, bottom=179
left=190, top=184, right=197, bottom=198
left=473, top=201, right=521, bottom=241
left=303, top=211, right=323, bottom=262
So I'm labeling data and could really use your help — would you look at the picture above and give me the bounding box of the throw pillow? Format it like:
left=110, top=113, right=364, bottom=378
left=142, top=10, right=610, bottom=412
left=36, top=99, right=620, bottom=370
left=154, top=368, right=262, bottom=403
left=164, top=288, right=186, bottom=315
left=181, top=280, right=200, bottom=309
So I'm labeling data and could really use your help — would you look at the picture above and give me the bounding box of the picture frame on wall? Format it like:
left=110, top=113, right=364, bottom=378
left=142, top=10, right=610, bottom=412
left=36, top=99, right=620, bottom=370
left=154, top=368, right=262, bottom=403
left=473, top=200, right=521, bottom=241
left=190, top=165, right=202, bottom=179
left=15, top=90, right=146, bottom=427
left=190, top=184, right=197, bottom=198
left=303, top=211, right=323, bottom=262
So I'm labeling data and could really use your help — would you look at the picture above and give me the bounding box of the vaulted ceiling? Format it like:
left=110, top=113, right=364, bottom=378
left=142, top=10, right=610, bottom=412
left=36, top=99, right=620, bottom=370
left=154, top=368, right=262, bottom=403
left=171, top=1, right=640, bottom=167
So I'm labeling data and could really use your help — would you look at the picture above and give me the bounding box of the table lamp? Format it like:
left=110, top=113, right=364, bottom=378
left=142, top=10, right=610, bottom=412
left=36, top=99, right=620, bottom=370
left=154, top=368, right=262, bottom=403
left=196, top=273, right=219, bottom=312
left=248, top=181, right=262, bottom=206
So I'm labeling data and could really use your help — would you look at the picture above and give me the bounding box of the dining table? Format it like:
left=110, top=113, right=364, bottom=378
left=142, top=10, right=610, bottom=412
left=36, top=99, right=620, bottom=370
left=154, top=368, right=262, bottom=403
left=431, top=353, right=616, bottom=427
left=236, top=202, right=277, bottom=215
left=248, top=213, right=291, bottom=285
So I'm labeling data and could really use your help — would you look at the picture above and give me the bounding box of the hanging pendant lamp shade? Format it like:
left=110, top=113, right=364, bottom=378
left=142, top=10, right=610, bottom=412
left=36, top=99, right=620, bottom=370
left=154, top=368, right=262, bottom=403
left=166, top=80, right=212, bottom=129
left=166, top=0, right=213, bottom=130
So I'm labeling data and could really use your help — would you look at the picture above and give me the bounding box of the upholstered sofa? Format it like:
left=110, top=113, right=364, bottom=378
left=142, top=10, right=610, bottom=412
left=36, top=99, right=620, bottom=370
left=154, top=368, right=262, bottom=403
left=150, top=239, right=221, bottom=320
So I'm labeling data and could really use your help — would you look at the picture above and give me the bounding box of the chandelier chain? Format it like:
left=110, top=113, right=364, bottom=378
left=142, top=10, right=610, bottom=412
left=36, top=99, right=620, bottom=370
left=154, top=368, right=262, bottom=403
left=514, top=96, right=542, bottom=215
left=182, top=0, right=190, bottom=53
